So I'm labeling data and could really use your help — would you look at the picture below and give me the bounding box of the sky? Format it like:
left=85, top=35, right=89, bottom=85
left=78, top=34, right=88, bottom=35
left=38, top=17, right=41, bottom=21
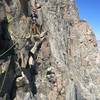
left=76, top=0, right=100, bottom=40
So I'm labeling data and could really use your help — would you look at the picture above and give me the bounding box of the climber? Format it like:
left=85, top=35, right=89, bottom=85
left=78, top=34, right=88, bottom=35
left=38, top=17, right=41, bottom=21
left=31, top=9, right=38, bottom=24
left=28, top=0, right=48, bottom=66
left=30, top=0, right=41, bottom=24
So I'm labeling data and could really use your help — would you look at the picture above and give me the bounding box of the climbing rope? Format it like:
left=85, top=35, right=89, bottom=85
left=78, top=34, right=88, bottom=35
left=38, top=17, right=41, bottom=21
left=0, top=31, right=30, bottom=58
left=0, top=42, right=17, bottom=58
left=0, top=34, right=39, bottom=95
left=0, top=37, right=25, bottom=94
left=0, top=42, right=18, bottom=94
left=0, top=40, right=27, bottom=95
left=0, top=59, right=10, bottom=94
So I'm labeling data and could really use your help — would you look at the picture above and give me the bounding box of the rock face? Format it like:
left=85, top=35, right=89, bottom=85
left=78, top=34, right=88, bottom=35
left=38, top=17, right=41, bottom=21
left=0, top=0, right=100, bottom=100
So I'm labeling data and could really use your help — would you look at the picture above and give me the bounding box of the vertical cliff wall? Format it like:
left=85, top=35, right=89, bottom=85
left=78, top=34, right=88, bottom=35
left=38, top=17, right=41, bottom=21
left=0, top=0, right=100, bottom=100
